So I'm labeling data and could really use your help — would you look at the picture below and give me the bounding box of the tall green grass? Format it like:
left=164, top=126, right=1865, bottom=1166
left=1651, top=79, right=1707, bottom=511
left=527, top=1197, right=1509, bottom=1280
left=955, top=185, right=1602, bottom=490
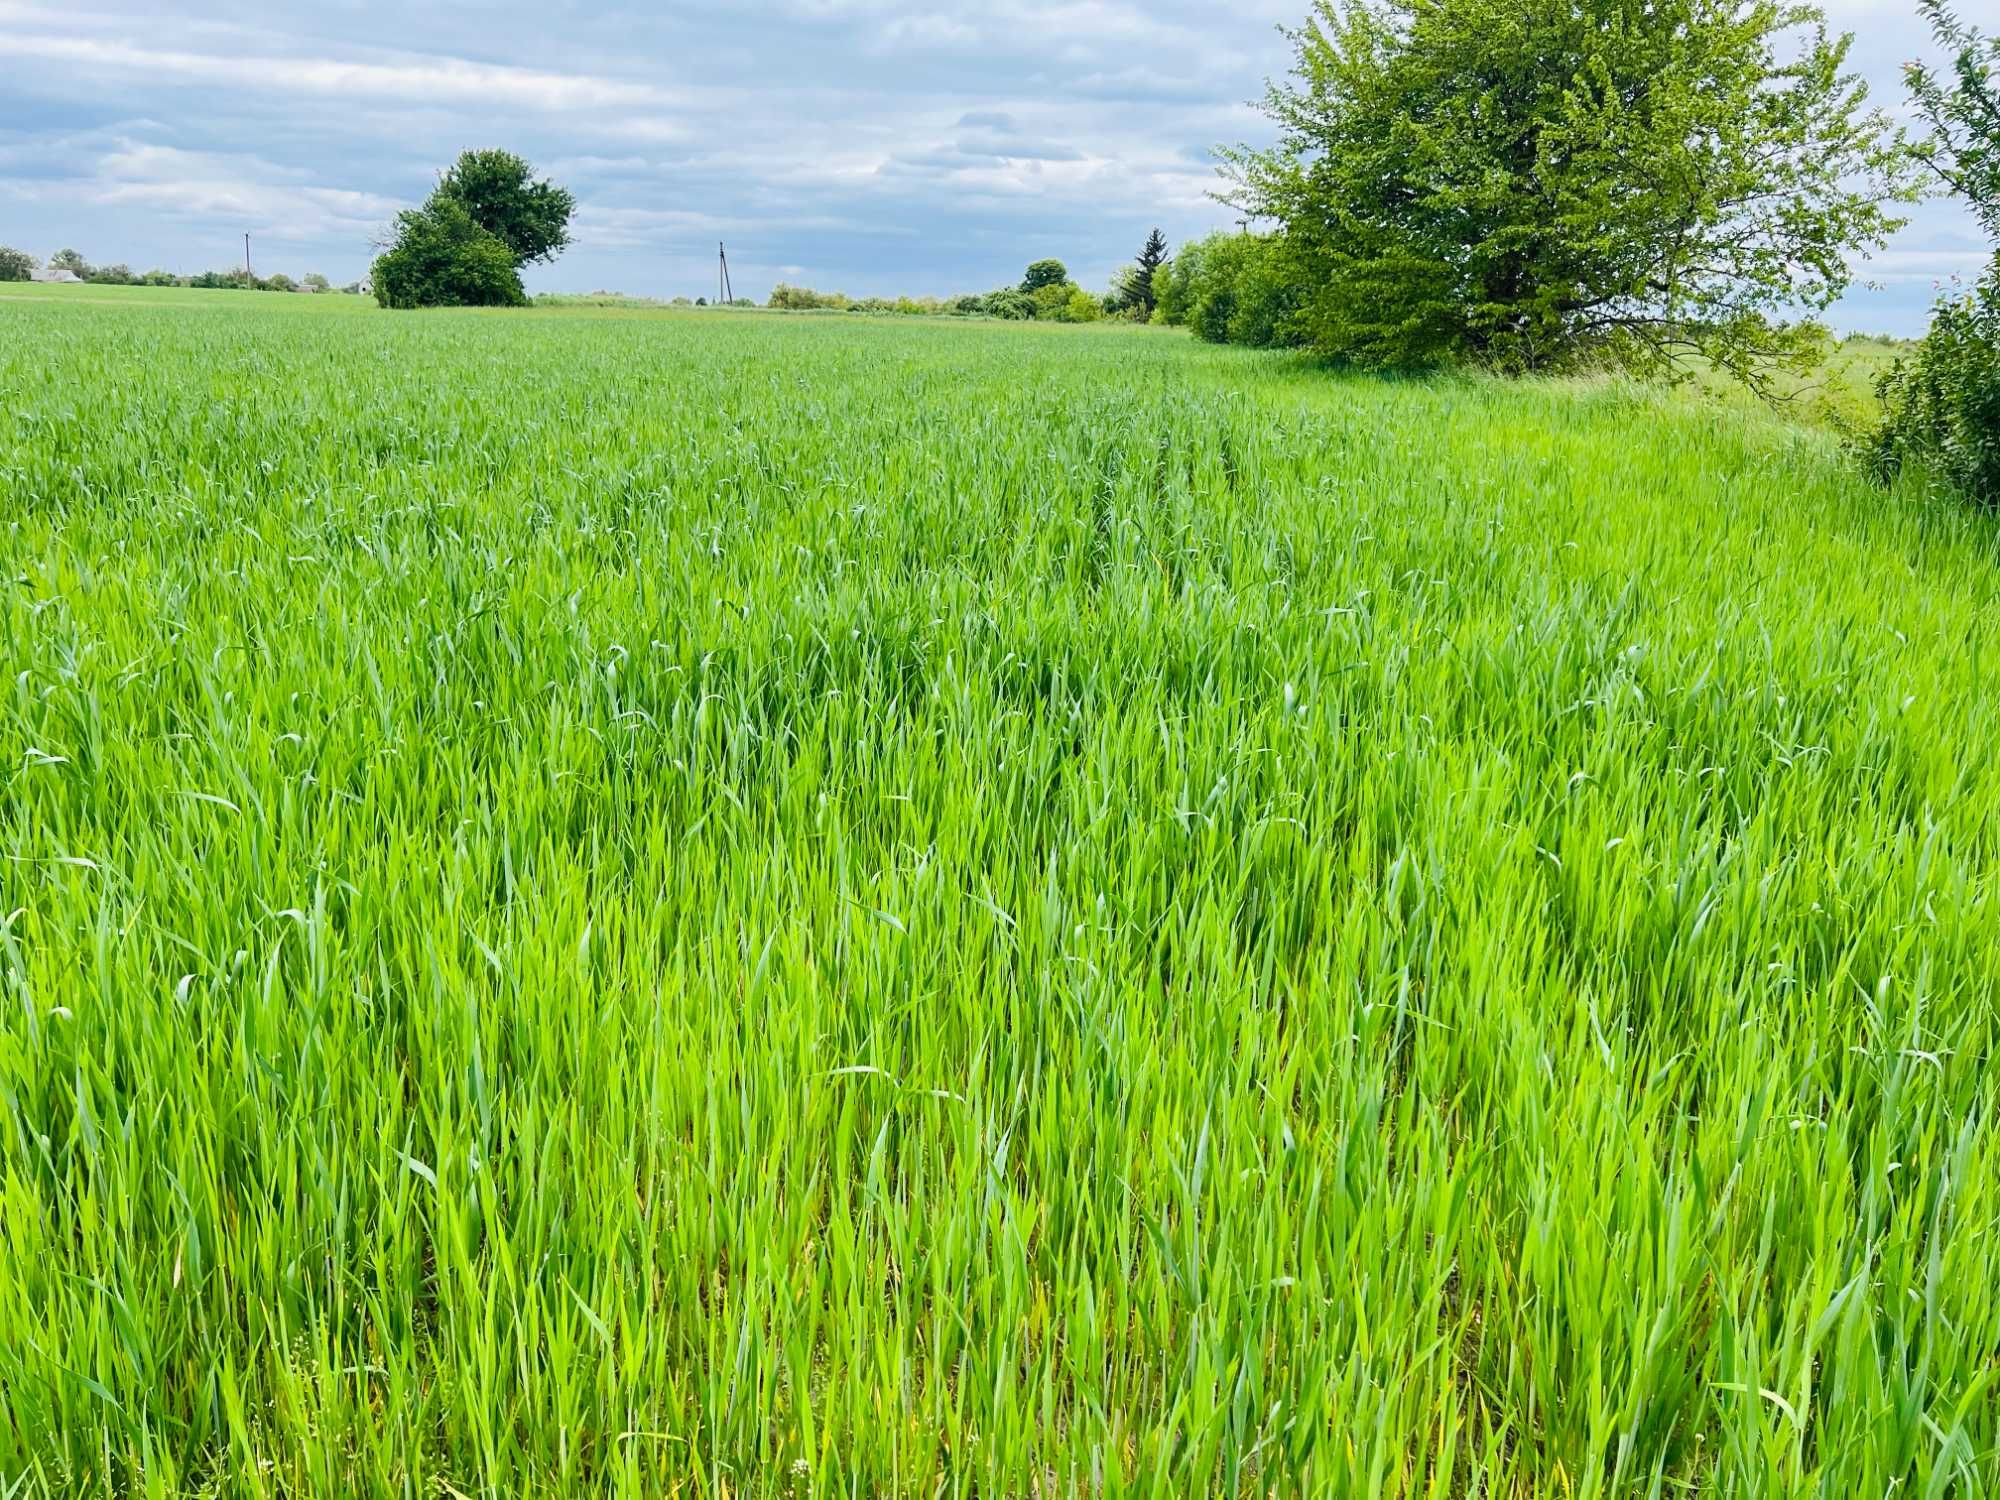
left=3, top=286, right=1998, bottom=1496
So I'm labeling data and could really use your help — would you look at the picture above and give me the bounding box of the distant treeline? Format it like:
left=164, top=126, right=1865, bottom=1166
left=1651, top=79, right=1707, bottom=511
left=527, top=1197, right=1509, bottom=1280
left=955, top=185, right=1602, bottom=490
left=0, top=246, right=360, bottom=294
left=770, top=284, right=1106, bottom=323
left=769, top=244, right=1170, bottom=326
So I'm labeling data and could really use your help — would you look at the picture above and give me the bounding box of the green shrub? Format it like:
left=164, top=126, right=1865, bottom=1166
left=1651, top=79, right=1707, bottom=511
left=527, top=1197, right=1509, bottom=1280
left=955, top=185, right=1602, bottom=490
left=769, top=284, right=852, bottom=311
left=1867, top=5, right=1997, bottom=507
left=1060, top=288, right=1103, bottom=323
left=1161, top=232, right=1303, bottom=349
left=188, top=269, right=257, bottom=290
left=372, top=198, right=527, bottom=310
left=1029, top=283, right=1072, bottom=320
left=983, top=289, right=1036, bottom=320
left=1868, top=261, right=2000, bottom=506
left=1155, top=247, right=1199, bottom=328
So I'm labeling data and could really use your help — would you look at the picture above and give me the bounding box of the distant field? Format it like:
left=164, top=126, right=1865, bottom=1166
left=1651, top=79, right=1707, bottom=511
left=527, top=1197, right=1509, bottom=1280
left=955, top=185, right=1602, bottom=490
left=0, top=282, right=382, bottom=314
left=1686, top=334, right=1913, bottom=431
left=3, top=287, right=1997, bottom=1496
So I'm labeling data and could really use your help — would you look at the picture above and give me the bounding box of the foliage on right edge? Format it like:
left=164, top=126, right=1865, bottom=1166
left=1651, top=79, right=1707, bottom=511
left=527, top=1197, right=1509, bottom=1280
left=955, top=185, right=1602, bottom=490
left=1217, top=0, right=1917, bottom=383
left=1869, top=1, right=1999, bottom=507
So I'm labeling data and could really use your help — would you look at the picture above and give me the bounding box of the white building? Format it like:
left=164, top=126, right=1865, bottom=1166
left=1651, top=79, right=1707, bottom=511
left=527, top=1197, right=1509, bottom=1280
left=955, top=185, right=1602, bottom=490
left=29, top=268, right=82, bottom=284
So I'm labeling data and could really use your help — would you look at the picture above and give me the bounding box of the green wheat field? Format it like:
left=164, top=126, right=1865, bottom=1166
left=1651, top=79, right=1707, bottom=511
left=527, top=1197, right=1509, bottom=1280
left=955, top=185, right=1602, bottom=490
left=3, top=283, right=1998, bottom=1496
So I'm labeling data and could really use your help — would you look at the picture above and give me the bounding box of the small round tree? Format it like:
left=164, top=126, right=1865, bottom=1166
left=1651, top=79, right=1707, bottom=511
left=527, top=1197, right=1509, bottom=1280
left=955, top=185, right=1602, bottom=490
left=373, top=150, right=574, bottom=310
left=1021, top=259, right=1069, bottom=294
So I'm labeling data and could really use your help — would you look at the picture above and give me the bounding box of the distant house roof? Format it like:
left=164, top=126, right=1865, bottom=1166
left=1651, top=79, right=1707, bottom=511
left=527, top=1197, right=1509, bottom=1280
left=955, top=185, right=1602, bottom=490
left=29, top=268, right=81, bottom=283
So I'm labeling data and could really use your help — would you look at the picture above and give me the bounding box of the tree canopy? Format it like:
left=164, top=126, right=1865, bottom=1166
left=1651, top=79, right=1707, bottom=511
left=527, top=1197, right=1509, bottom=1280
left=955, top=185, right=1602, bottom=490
left=435, top=149, right=577, bottom=267
left=1906, top=0, right=2000, bottom=237
left=1224, top=0, right=1917, bottom=380
left=373, top=150, right=574, bottom=310
left=0, top=247, right=33, bottom=282
left=1020, top=259, right=1069, bottom=293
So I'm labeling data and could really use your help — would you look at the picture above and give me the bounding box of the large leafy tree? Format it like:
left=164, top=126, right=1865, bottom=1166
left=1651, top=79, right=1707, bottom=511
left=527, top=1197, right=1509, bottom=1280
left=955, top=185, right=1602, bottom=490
left=373, top=149, right=573, bottom=310
left=1224, top=0, right=1916, bottom=380
left=0, top=247, right=34, bottom=281
left=434, top=149, right=577, bottom=267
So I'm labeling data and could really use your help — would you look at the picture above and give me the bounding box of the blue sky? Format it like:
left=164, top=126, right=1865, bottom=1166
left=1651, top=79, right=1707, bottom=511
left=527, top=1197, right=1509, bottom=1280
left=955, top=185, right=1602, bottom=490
left=0, top=0, right=1988, bottom=333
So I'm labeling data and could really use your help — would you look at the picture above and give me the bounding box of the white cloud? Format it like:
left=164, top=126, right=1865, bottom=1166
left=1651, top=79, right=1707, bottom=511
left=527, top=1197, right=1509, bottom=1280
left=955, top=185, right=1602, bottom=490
left=4, top=33, right=684, bottom=114
left=1851, top=248, right=1998, bottom=284
left=92, top=143, right=399, bottom=238
left=0, top=135, right=401, bottom=248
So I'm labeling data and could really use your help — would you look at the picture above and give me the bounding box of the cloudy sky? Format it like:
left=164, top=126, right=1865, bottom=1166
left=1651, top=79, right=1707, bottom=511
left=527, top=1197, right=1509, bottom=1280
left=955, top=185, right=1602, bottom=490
left=0, top=0, right=1988, bottom=333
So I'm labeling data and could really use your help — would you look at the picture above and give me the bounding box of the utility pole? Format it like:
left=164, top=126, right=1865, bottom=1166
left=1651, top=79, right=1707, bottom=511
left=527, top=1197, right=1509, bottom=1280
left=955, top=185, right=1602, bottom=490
left=244, top=233, right=252, bottom=278
left=718, top=242, right=734, bottom=307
